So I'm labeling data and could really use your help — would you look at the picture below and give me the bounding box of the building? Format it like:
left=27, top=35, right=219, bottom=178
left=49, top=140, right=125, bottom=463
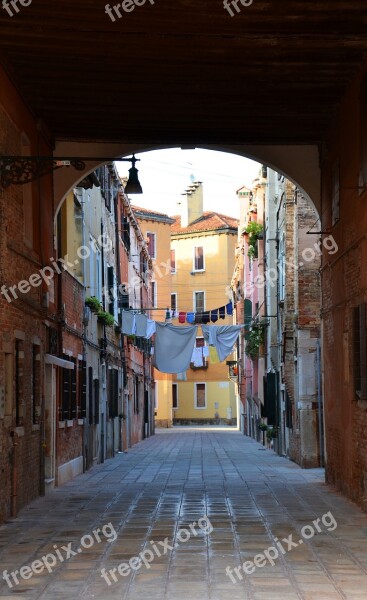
left=232, top=168, right=323, bottom=468
left=231, top=174, right=266, bottom=438
left=170, top=182, right=238, bottom=425
left=265, top=171, right=323, bottom=468
left=132, top=206, right=175, bottom=428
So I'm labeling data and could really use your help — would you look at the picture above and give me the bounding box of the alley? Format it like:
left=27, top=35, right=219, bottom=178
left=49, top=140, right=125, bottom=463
left=1, top=429, right=367, bottom=600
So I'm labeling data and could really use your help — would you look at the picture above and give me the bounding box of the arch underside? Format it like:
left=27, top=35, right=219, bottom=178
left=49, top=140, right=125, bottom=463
left=54, top=141, right=320, bottom=217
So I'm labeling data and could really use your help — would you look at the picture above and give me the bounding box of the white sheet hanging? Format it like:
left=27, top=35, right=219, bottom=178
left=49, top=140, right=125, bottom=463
left=153, top=323, right=198, bottom=374
left=201, top=325, right=243, bottom=362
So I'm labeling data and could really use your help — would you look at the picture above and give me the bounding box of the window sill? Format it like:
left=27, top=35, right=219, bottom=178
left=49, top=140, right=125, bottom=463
left=66, top=420, right=74, bottom=428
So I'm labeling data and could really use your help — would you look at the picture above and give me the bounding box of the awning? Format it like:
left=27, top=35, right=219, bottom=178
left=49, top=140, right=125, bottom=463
left=45, top=354, right=75, bottom=370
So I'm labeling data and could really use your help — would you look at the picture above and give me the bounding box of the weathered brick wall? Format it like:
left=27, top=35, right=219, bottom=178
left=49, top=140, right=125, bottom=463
left=0, top=102, right=52, bottom=520
left=284, top=191, right=321, bottom=468
left=57, top=271, right=84, bottom=471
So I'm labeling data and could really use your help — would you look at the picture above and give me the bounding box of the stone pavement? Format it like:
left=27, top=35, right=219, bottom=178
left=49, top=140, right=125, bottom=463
left=1, top=428, right=367, bottom=600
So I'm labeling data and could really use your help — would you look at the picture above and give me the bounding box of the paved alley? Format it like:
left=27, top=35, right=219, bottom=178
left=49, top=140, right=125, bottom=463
left=1, top=428, right=367, bottom=600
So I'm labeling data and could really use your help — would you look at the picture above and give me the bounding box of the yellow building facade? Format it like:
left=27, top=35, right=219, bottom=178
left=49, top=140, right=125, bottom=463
left=170, top=183, right=238, bottom=425
left=132, top=206, right=175, bottom=427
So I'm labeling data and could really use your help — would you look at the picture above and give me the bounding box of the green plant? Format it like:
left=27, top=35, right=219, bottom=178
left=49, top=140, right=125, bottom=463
left=245, top=321, right=266, bottom=360
left=266, top=427, right=278, bottom=441
left=259, top=422, right=268, bottom=432
left=245, top=221, right=263, bottom=259
left=85, top=296, right=102, bottom=312
left=97, top=311, right=115, bottom=327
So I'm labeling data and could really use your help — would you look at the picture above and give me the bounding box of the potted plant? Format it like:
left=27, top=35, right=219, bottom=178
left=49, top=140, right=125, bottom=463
left=244, top=221, right=263, bottom=259
left=85, top=296, right=102, bottom=313
left=258, top=422, right=268, bottom=432
left=245, top=321, right=266, bottom=360
left=97, top=311, right=115, bottom=327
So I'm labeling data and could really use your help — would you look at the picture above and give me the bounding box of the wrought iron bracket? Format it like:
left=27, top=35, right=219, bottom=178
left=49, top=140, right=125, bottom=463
left=0, top=155, right=139, bottom=188
left=0, top=156, right=87, bottom=188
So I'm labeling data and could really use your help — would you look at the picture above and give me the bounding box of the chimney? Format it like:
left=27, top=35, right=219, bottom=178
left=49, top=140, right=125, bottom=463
left=180, top=181, right=203, bottom=228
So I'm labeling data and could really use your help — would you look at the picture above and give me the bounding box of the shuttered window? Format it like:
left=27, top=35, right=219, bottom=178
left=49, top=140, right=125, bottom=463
left=195, top=383, right=206, bottom=409
left=353, top=303, right=367, bottom=400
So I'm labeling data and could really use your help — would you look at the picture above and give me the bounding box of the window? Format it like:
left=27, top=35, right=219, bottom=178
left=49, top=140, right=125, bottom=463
left=194, top=246, right=204, bottom=271
left=195, top=383, right=206, bottom=409
left=88, top=366, right=94, bottom=425
left=94, top=379, right=100, bottom=425
left=171, top=249, right=176, bottom=273
left=172, top=384, right=178, bottom=410
left=31, top=345, right=41, bottom=425
left=134, top=376, right=139, bottom=414
left=121, top=215, right=130, bottom=253
left=107, top=266, right=118, bottom=319
left=147, top=232, right=156, bottom=259
left=15, top=340, right=24, bottom=426
left=60, top=356, right=77, bottom=421
left=151, top=281, right=157, bottom=308
left=353, top=303, right=367, bottom=400
left=332, top=161, right=340, bottom=226
left=4, top=352, right=13, bottom=418
left=171, top=293, right=177, bottom=312
left=196, top=337, right=205, bottom=348
left=108, top=368, right=119, bottom=419
left=194, top=291, right=205, bottom=312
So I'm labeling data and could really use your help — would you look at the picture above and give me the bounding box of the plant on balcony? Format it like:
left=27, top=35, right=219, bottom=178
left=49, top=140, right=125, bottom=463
left=85, top=296, right=102, bottom=313
left=258, top=422, right=268, bottom=432
left=245, top=321, right=266, bottom=360
left=97, top=311, right=115, bottom=327
left=244, top=221, right=263, bottom=259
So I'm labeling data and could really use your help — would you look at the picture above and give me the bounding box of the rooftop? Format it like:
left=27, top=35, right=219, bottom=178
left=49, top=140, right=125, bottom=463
left=132, top=205, right=175, bottom=224
left=171, top=211, right=239, bottom=235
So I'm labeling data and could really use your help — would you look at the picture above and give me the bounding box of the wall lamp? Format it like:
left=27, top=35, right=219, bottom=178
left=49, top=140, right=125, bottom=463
left=0, top=154, right=143, bottom=193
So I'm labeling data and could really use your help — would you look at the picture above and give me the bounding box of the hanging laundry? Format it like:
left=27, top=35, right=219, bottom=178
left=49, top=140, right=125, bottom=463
left=203, top=346, right=210, bottom=358
left=202, top=325, right=243, bottom=362
left=121, top=311, right=135, bottom=335
left=209, top=346, right=220, bottom=364
left=153, top=322, right=198, bottom=374
left=210, top=309, right=218, bottom=323
left=179, top=312, right=186, bottom=324
left=195, top=312, right=203, bottom=324
left=202, top=311, right=210, bottom=324
left=219, top=306, right=226, bottom=320
left=186, top=312, right=195, bottom=324
left=135, top=313, right=148, bottom=337
left=146, top=319, right=156, bottom=339
left=191, top=347, right=204, bottom=367
left=176, top=371, right=187, bottom=381
left=226, top=301, right=233, bottom=316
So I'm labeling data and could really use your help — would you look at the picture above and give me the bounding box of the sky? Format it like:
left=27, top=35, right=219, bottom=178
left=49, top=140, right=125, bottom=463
left=116, top=148, right=261, bottom=219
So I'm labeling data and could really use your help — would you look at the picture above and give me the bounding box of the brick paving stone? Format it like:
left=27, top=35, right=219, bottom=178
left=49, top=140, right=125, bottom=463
left=1, top=428, right=367, bottom=598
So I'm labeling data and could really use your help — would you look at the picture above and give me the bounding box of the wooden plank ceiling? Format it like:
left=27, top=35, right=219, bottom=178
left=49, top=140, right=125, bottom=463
left=0, top=0, right=367, bottom=145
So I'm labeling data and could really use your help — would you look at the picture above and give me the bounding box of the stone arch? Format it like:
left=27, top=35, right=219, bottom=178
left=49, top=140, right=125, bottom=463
left=53, top=141, right=320, bottom=219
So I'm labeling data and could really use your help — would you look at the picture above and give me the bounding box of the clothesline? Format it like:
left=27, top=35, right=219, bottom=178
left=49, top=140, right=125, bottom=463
left=120, top=311, right=244, bottom=374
